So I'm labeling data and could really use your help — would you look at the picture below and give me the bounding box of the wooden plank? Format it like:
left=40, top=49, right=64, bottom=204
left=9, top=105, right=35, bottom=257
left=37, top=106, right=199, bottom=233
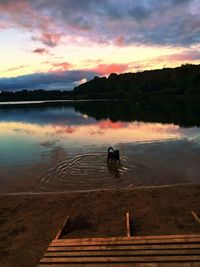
left=48, top=243, right=200, bottom=251
left=126, top=212, right=131, bottom=237
left=37, top=263, right=200, bottom=267
left=44, top=249, right=200, bottom=257
left=40, top=255, right=200, bottom=263
left=58, top=234, right=200, bottom=241
left=192, top=211, right=200, bottom=226
left=54, top=234, right=200, bottom=243
left=51, top=237, right=200, bottom=246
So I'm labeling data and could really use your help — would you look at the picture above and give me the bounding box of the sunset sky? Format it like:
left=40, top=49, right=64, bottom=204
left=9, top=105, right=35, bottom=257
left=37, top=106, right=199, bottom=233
left=0, top=0, right=200, bottom=91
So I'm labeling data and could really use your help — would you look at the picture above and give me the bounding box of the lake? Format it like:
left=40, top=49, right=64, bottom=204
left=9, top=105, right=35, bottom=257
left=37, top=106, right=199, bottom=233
left=0, top=98, right=200, bottom=193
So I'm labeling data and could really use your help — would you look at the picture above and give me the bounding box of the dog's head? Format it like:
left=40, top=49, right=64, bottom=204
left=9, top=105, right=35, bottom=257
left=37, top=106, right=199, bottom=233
left=108, top=147, right=114, bottom=153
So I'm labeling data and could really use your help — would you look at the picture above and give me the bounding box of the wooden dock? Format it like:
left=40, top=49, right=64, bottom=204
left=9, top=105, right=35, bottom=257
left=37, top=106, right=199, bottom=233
left=38, top=214, right=200, bottom=266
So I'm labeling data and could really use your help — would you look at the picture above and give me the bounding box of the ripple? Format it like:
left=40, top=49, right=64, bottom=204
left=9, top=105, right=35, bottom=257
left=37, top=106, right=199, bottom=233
left=38, top=153, right=130, bottom=191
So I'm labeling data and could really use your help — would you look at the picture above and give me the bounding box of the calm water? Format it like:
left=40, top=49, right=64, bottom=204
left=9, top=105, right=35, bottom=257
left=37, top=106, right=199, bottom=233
left=0, top=99, right=200, bottom=193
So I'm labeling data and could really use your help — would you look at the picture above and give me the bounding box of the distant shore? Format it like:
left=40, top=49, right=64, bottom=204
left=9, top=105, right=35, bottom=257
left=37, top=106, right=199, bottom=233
left=0, top=184, right=200, bottom=267
left=0, top=99, right=117, bottom=109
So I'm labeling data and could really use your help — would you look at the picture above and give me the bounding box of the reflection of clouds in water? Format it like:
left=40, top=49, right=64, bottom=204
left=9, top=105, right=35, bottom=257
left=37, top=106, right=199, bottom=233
left=87, top=120, right=182, bottom=140
left=88, top=129, right=104, bottom=135
left=129, top=122, right=180, bottom=134
left=98, top=121, right=128, bottom=129
left=54, top=125, right=76, bottom=134
left=40, top=140, right=58, bottom=147
left=13, top=128, right=34, bottom=135
left=88, top=121, right=128, bottom=135
left=0, top=120, right=191, bottom=146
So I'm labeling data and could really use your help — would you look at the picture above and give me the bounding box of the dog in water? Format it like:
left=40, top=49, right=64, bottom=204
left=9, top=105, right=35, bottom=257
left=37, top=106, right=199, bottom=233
left=107, top=147, right=120, bottom=163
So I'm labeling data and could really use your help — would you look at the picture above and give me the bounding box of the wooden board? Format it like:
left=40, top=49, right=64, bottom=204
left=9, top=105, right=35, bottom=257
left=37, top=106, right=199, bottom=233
left=38, top=214, right=200, bottom=266
left=47, top=243, right=200, bottom=251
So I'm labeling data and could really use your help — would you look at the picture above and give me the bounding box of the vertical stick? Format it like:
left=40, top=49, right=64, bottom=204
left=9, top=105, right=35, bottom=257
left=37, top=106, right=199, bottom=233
left=55, top=216, right=70, bottom=240
left=126, top=212, right=131, bottom=237
left=192, top=211, right=200, bottom=225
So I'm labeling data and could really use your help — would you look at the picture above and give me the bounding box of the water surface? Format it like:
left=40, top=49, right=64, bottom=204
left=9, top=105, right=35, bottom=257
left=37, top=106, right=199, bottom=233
left=0, top=99, right=200, bottom=193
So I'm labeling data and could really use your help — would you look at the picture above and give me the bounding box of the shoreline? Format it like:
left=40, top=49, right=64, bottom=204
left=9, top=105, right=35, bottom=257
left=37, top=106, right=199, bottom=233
left=0, top=183, right=200, bottom=267
left=0, top=182, right=197, bottom=196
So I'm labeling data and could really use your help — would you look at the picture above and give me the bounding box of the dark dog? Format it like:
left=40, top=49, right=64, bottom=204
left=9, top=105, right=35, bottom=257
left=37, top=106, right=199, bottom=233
left=107, top=147, right=120, bottom=163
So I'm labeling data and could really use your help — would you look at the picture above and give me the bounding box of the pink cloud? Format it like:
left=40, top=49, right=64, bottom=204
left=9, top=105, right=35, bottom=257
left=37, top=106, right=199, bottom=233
left=92, top=63, right=129, bottom=75
left=114, top=36, right=126, bottom=46
left=42, top=61, right=73, bottom=73
left=160, top=51, right=200, bottom=62
left=52, top=62, right=72, bottom=71
left=0, top=1, right=61, bottom=47
left=129, top=50, right=200, bottom=72
left=35, top=33, right=62, bottom=47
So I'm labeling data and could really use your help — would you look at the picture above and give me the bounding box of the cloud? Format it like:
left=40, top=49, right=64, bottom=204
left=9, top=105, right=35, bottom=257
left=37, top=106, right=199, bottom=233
left=158, top=50, right=200, bottom=62
left=92, top=63, right=129, bottom=75
left=4, top=65, right=28, bottom=72
left=114, top=36, right=126, bottom=47
left=0, top=60, right=131, bottom=91
left=52, top=62, right=72, bottom=71
left=0, top=70, right=98, bottom=91
left=127, top=49, right=200, bottom=71
left=33, top=48, right=48, bottom=55
left=0, top=0, right=199, bottom=48
left=0, top=0, right=60, bottom=47
left=32, top=33, right=62, bottom=47
left=1, top=48, right=199, bottom=91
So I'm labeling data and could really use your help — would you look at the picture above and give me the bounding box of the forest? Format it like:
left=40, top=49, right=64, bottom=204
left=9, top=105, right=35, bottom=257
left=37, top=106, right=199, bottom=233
left=73, top=64, right=200, bottom=99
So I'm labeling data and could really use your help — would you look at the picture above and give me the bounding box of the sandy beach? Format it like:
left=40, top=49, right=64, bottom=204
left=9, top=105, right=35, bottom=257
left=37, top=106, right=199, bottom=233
left=0, top=184, right=200, bottom=267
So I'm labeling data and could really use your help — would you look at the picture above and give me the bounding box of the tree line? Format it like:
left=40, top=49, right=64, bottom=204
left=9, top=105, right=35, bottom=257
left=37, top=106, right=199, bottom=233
left=0, top=64, right=200, bottom=101
left=73, top=64, right=200, bottom=99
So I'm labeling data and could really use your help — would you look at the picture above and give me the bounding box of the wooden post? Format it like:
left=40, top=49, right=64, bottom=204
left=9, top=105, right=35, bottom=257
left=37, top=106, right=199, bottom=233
left=55, top=216, right=70, bottom=240
left=126, top=212, right=131, bottom=237
left=192, top=211, right=200, bottom=225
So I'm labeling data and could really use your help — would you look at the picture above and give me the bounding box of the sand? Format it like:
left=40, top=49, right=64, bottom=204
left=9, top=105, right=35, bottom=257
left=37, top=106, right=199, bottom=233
left=0, top=184, right=200, bottom=267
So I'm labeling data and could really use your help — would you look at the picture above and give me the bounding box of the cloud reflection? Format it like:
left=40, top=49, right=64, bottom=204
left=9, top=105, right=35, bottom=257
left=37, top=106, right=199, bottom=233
left=0, top=119, right=183, bottom=146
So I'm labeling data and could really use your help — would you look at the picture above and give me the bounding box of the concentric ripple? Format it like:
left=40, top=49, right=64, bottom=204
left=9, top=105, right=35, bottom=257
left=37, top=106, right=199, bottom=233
left=38, top=153, right=131, bottom=191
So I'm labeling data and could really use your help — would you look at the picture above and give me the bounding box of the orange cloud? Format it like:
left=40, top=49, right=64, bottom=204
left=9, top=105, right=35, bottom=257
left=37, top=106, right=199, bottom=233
left=92, top=63, right=129, bottom=75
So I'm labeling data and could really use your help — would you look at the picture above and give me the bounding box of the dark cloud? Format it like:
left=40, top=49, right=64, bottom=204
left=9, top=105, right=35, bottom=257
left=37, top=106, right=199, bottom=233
left=0, top=70, right=98, bottom=91
left=36, top=0, right=200, bottom=46
left=33, top=48, right=48, bottom=54
left=0, top=0, right=199, bottom=47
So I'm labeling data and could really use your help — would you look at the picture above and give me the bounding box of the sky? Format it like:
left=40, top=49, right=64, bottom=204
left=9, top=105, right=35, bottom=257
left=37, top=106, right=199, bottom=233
left=0, top=0, right=200, bottom=91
